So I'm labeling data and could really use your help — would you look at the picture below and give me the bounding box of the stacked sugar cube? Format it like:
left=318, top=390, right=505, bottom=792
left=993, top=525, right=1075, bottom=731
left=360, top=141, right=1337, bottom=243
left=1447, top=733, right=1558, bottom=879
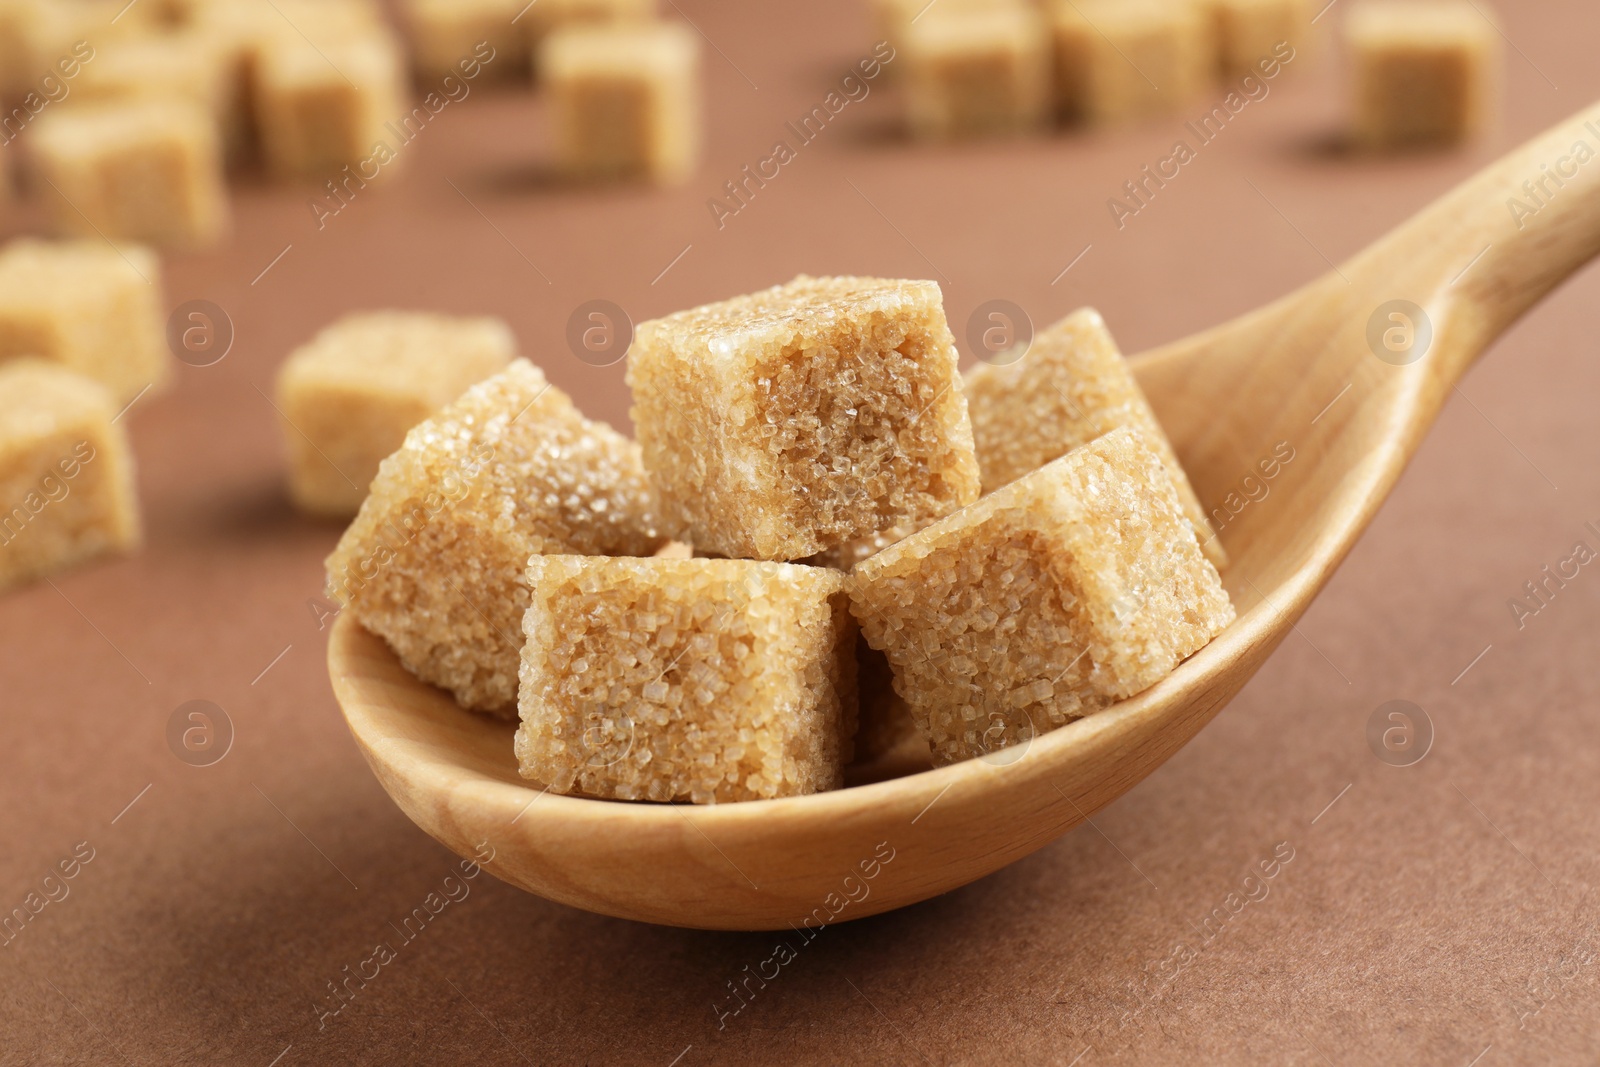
left=964, top=307, right=1226, bottom=568
left=626, top=276, right=983, bottom=563
left=325, top=359, right=665, bottom=717
left=852, top=427, right=1233, bottom=763
left=326, top=276, right=1234, bottom=802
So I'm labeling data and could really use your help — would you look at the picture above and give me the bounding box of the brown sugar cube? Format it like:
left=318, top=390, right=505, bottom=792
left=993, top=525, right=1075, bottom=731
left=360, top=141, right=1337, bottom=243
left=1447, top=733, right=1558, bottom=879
left=850, top=426, right=1234, bottom=767
left=902, top=5, right=1049, bottom=140
left=1050, top=0, right=1209, bottom=125
left=275, top=311, right=518, bottom=517
left=69, top=32, right=230, bottom=118
left=43, top=0, right=164, bottom=34
left=964, top=307, right=1225, bottom=568
left=872, top=0, right=1019, bottom=56
left=529, top=0, right=656, bottom=32
left=627, top=275, right=981, bottom=563
left=32, top=99, right=229, bottom=247
left=4, top=0, right=157, bottom=99
left=64, top=28, right=245, bottom=154
left=401, top=0, right=529, bottom=81
left=0, top=0, right=46, bottom=138
left=1197, top=0, right=1312, bottom=78
left=325, top=359, right=663, bottom=716
left=517, top=556, right=857, bottom=803
left=0, top=239, right=168, bottom=403
left=524, top=0, right=655, bottom=63
left=197, top=0, right=383, bottom=44
left=0, top=361, right=139, bottom=593
left=542, top=21, right=700, bottom=185
left=1346, top=0, right=1499, bottom=149
left=255, top=29, right=407, bottom=179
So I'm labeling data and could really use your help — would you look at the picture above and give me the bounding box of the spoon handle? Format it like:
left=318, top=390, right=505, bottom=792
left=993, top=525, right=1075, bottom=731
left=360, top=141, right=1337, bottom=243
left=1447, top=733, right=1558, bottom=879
left=1360, top=99, right=1600, bottom=383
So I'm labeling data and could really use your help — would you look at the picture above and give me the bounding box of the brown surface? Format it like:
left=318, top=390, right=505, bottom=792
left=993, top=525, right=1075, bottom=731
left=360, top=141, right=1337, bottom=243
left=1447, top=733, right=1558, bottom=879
left=4, top=2, right=1600, bottom=1063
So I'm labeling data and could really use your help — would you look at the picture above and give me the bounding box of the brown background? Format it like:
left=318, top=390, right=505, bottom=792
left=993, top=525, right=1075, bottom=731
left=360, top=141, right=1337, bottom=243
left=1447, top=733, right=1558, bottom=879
left=4, top=1, right=1600, bottom=1063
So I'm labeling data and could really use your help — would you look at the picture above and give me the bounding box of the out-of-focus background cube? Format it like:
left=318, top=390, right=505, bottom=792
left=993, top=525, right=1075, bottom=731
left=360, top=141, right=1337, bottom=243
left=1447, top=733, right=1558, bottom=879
left=3, top=0, right=1600, bottom=1063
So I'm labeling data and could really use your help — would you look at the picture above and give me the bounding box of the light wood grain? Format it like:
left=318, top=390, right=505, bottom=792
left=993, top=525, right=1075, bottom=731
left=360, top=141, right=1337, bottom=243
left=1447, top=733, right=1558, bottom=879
left=330, top=100, right=1600, bottom=930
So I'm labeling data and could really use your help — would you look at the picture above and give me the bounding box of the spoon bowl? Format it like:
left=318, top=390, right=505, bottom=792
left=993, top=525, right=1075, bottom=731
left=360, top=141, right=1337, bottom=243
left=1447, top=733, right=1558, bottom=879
left=330, top=100, right=1600, bottom=929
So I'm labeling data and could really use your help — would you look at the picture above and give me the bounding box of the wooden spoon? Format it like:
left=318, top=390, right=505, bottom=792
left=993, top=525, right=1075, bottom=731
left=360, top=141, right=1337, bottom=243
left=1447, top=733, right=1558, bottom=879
left=330, top=101, right=1600, bottom=930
